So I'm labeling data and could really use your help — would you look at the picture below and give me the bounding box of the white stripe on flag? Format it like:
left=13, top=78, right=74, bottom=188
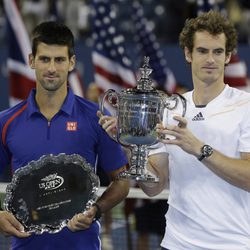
left=92, top=52, right=136, bottom=86
left=95, top=74, right=125, bottom=92
left=225, top=61, right=247, bottom=78
left=68, top=73, right=84, bottom=97
left=7, top=58, right=35, bottom=81
left=4, top=0, right=32, bottom=65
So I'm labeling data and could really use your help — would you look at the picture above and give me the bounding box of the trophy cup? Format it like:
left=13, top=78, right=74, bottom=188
left=99, top=57, right=186, bottom=182
left=3, top=153, right=100, bottom=234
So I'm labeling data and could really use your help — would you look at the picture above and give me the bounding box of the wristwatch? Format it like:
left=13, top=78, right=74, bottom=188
left=93, top=203, right=102, bottom=220
left=198, top=144, right=213, bottom=161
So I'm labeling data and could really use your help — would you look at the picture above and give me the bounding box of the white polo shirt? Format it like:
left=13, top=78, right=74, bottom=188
left=150, top=85, right=250, bottom=250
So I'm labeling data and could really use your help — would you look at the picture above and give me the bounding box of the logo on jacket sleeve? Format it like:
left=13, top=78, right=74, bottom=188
left=66, top=122, right=78, bottom=131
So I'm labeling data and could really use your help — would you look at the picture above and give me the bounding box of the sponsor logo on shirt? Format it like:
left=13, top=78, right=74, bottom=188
left=192, top=112, right=205, bottom=121
left=66, top=121, right=78, bottom=131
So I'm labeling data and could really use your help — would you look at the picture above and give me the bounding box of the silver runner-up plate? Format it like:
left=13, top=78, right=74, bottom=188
left=3, top=153, right=100, bottom=234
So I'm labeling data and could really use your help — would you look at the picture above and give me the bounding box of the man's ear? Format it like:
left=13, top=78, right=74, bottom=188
left=29, top=54, right=35, bottom=69
left=225, top=52, right=232, bottom=64
left=69, top=55, right=76, bottom=72
left=184, top=47, right=192, bottom=63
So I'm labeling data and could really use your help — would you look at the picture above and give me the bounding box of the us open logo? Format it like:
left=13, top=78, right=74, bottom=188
left=39, top=173, right=64, bottom=191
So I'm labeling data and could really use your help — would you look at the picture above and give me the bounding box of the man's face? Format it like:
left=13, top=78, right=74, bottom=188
left=29, top=42, right=75, bottom=92
left=185, top=31, right=231, bottom=85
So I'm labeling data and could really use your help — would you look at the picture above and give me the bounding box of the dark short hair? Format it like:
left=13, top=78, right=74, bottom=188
left=31, top=21, right=75, bottom=58
left=179, top=10, right=238, bottom=55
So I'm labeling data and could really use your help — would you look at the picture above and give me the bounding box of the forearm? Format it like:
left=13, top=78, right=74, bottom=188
left=159, top=118, right=250, bottom=192
left=139, top=153, right=169, bottom=197
left=67, top=179, right=128, bottom=232
left=96, top=179, right=129, bottom=213
left=201, top=150, right=250, bottom=192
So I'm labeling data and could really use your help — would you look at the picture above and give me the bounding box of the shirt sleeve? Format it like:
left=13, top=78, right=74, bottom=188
left=95, top=106, right=127, bottom=172
left=238, top=102, right=250, bottom=152
left=0, top=120, right=11, bottom=173
left=96, top=128, right=128, bottom=173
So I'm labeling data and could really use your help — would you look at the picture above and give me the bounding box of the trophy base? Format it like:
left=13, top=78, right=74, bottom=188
left=118, top=171, right=159, bottom=183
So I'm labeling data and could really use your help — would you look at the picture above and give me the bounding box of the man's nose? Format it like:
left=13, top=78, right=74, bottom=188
left=206, top=51, right=215, bottom=63
left=48, top=60, right=56, bottom=72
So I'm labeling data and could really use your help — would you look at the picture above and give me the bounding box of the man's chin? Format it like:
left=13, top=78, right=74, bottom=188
left=42, top=82, right=61, bottom=91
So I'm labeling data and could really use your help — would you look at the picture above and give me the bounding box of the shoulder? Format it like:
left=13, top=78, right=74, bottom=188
left=0, top=101, right=28, bottom=125
left=74, top=95, right=99, bottom=112
left=224, top=85, right=250, bottom=105
left=183, top=90, right=192, bottom=98
left=182, top=90, right=193, bottom=104
left=229, top=86, right=250, bottom=97
left=73, top=95, right=100, bottom=123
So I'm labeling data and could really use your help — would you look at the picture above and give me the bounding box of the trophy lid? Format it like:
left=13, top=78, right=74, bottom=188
left=123, top=56, right=158, bottom=94
left=136, top=56, right=155, bottom=91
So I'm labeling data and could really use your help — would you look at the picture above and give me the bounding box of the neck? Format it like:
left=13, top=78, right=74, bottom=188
left=192, top=80, right=225, bottom=106
left=36, top=86, right=67, bottom=121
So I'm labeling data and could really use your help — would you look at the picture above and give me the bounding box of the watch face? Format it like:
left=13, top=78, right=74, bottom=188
left=202, top=145, right=213, bottom=157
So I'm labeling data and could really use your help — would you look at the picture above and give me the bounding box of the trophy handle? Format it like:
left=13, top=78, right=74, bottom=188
left=163, top=93, right=187, bottom=117
left=98, top=89, right=119, bottom=115
left=98, top=89, right=120, bottom=142
left=162, top=93, right=187, bottom=131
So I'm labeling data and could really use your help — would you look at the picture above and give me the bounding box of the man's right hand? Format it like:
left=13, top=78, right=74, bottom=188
left=0, top=211, right=30, bottom=238
left=97, top=111, right=117, bottom=139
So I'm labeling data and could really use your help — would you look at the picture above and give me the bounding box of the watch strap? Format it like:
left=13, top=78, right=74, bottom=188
left=93, top=203, right=102, bottom=220
left=198, top=154, right=206, bottom=161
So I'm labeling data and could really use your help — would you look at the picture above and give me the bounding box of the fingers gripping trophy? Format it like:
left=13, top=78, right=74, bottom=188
left=99, top=57, right=186, bottom=182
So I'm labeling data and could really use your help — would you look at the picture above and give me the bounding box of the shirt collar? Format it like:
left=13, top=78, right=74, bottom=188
left=60, top=88, right=75, bottom=115
left=27, top=88, right=75, bottom=118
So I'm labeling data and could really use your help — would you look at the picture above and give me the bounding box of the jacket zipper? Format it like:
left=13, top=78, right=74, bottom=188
left=47, top=121, right=51, bottom=140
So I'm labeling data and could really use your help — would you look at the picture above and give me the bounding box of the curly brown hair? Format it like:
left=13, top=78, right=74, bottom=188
left=179, top=10, right=237, bottom=55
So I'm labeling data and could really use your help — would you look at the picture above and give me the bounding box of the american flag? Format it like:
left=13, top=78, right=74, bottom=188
left=132, top=1, right=176, bottom=94
left=91, top=0, right=136, bottom=92
left=224, top=54, right=249, bottom=90
left=4, top=0, right=84, bottom=107
left=4, top=0, right=36, bottom=106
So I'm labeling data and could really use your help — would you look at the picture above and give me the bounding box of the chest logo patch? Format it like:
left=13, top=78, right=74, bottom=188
left=66, top=122, right=78, bottom=131
left=192, top=112, right=205, bottom=121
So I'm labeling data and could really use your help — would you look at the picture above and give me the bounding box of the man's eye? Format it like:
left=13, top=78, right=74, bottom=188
left=214, top=50, right=224, bottom=55
left=55, top=58, right=65, bottom=63
left=40, top=57, right=50, bottom=62
left=197, top=49, right=207, bottom=54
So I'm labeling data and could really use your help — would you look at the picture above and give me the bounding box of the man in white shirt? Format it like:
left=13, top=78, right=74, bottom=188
left=98, top=10, right=250, bottom=250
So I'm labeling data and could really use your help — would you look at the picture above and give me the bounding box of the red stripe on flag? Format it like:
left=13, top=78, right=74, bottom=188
left=224, top=76, right=248, bottom=87
left=9, top=72, right=36, bottom=100
left=228, top=54, right=240, bottom=64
